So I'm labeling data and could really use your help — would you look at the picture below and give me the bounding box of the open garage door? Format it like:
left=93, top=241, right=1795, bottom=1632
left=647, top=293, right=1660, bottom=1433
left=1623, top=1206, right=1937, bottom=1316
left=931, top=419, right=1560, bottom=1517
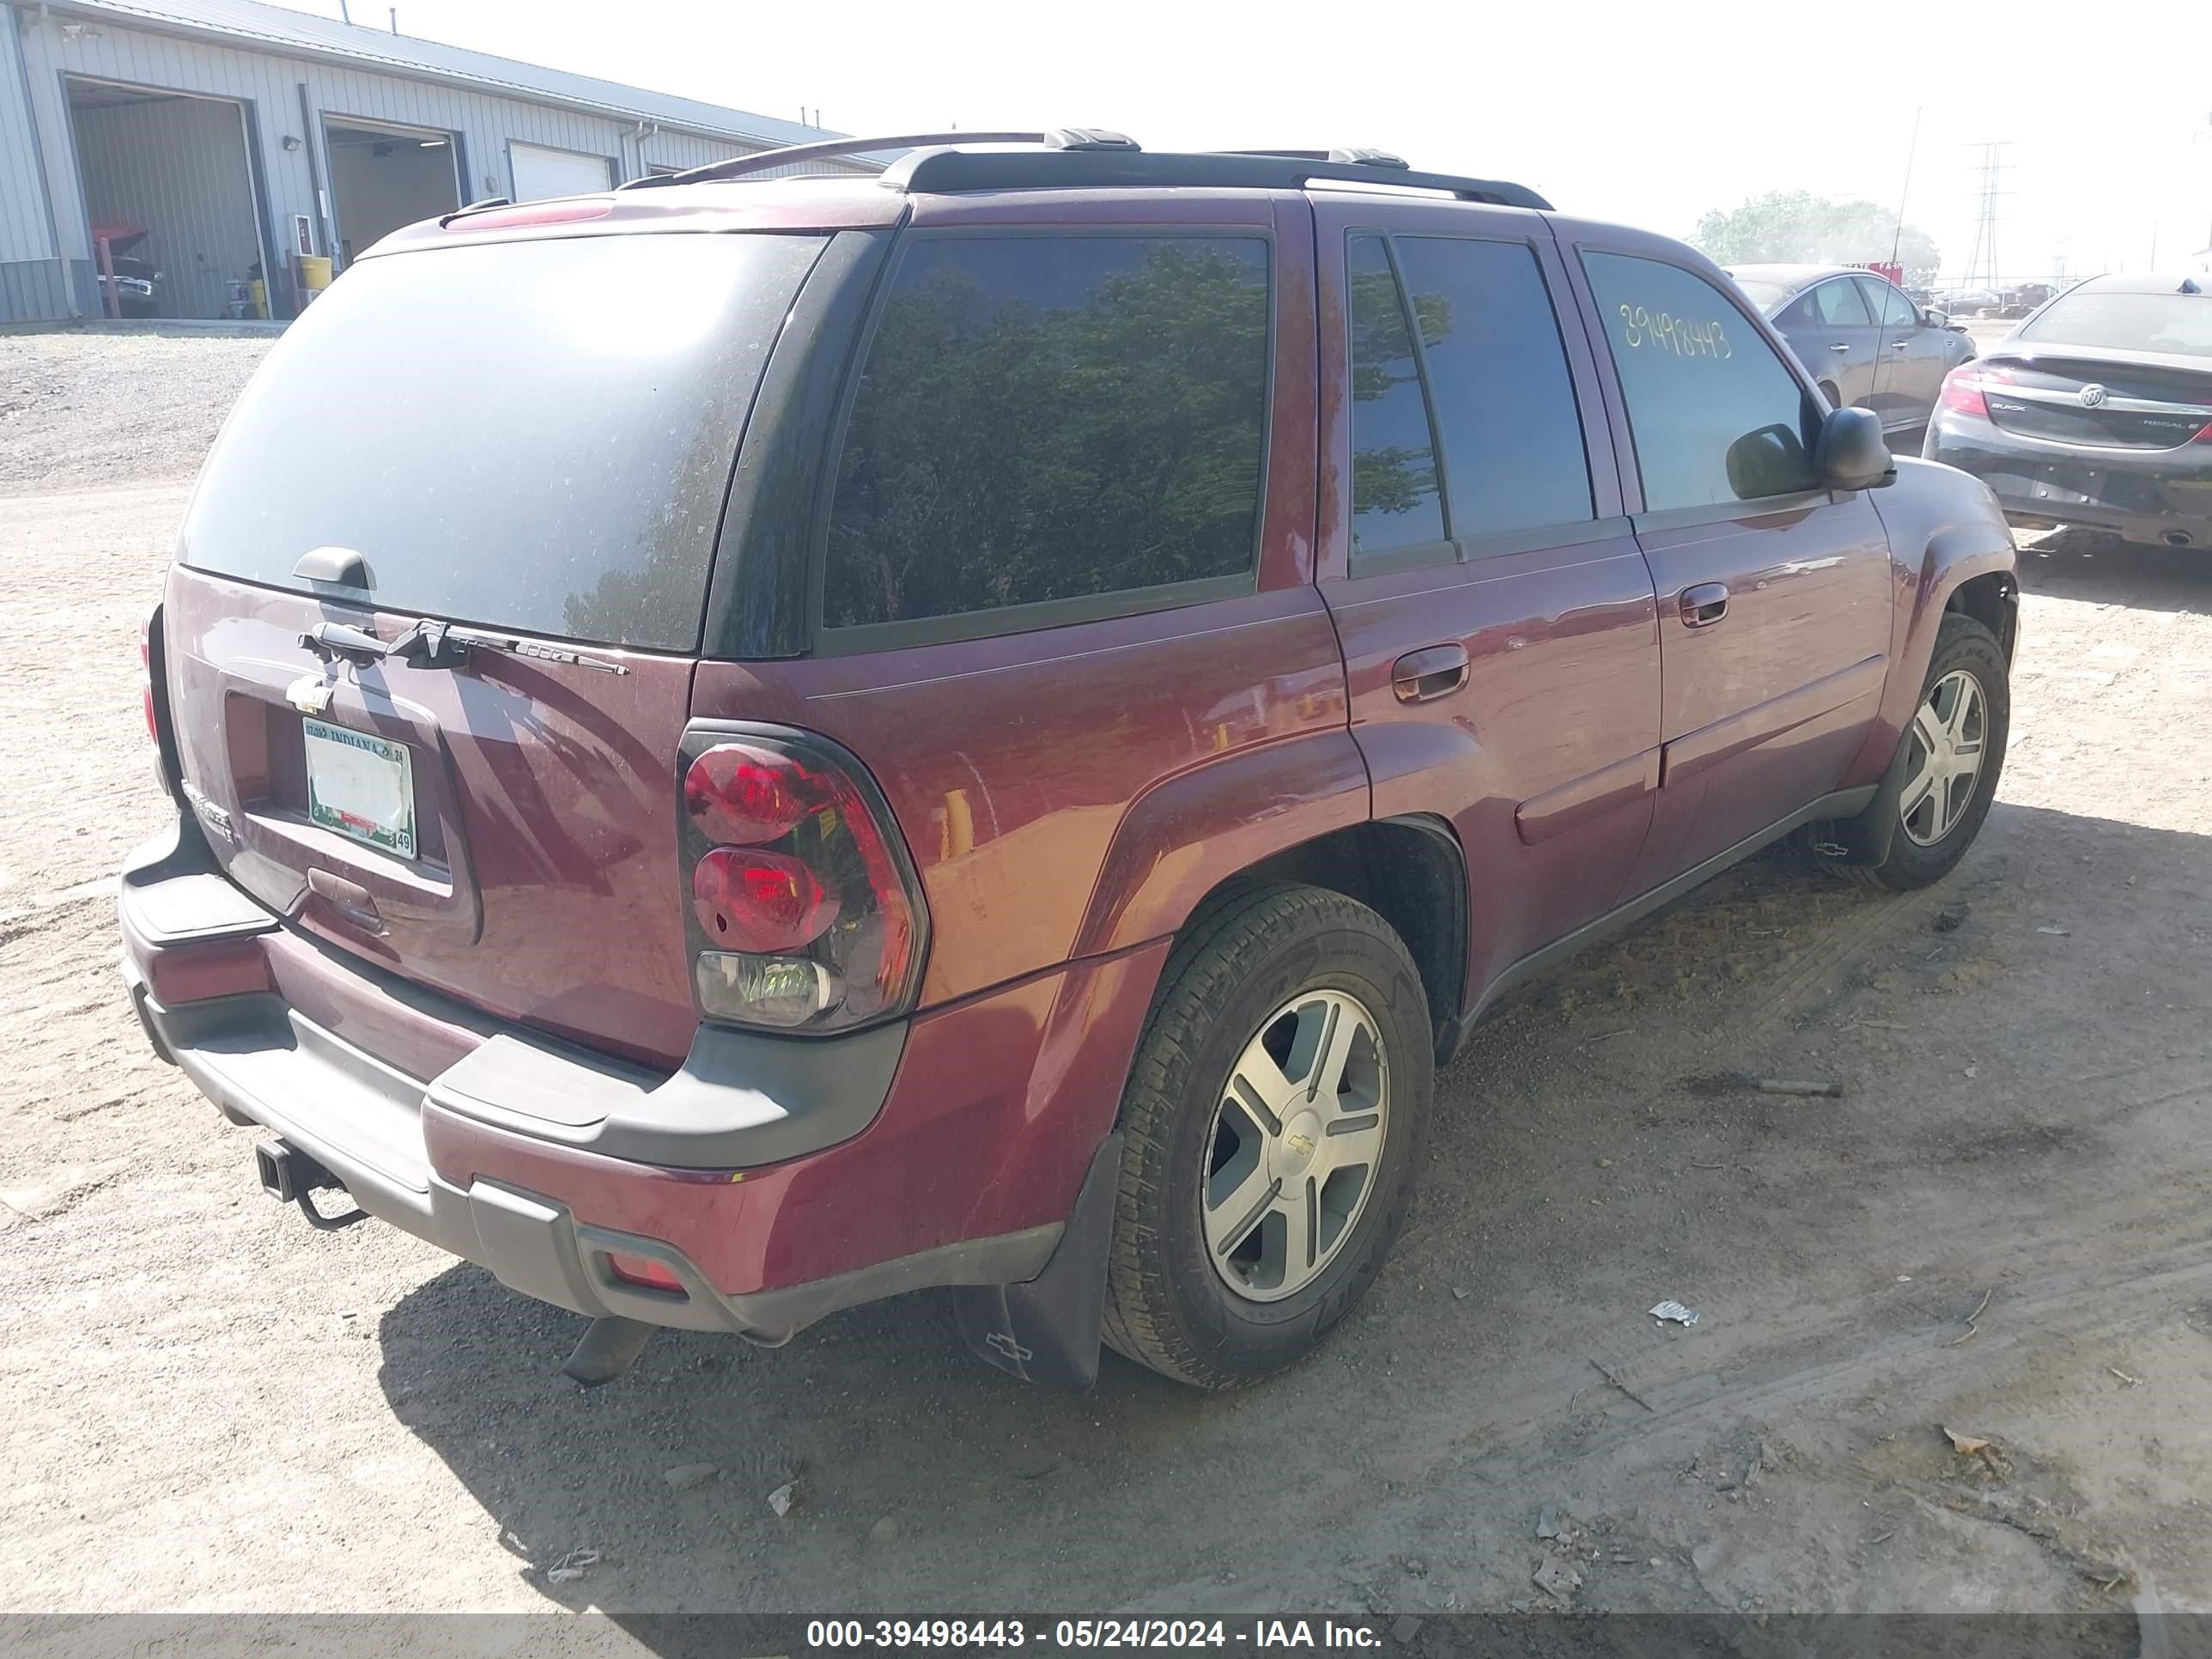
left=66, top=77, right=267, bottom=321
left=509, top=143, right=613, bottom=202
left=325, top=119, right=462, bottom=268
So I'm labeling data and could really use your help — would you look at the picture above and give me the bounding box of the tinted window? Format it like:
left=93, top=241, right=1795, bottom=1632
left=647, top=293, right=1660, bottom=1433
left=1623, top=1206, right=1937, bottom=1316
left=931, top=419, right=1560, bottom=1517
left=1583, top=252, right=1819, bottom=511
left=179, top=234, right=826, bottom=650
left=823, top=235, right=1270, bottom=630
left=1813, top=278, right=1873, bottom=326
left=1392, top=237, right=1593, bottom=538
left=1347, top=235, right=1445, bottom=557
left=1859, top=277, right=1917, bottom=328
left=2019, top=289, right=2212, bottom=357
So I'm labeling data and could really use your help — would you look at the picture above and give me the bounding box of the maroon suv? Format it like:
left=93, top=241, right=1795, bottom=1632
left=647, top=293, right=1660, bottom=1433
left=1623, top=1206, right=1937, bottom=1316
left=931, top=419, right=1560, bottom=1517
left=121, top=131, right=2020, bottom=1392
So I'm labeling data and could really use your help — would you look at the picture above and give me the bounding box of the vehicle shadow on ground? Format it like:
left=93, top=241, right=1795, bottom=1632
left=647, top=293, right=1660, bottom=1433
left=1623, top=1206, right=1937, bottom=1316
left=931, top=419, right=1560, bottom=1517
left=2014, top=527, right=2210, bottom=614
left=374, top=799, right=2212, bottom=1622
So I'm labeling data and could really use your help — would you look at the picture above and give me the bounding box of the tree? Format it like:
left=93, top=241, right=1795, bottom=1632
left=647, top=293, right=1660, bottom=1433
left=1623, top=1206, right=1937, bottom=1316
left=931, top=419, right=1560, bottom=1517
left=1692, top=191, right=1942, bottom=289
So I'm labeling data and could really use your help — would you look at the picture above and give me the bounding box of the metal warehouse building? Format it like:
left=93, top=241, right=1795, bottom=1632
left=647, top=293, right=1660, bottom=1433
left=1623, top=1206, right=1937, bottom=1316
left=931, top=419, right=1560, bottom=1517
left=0, top=0, right=878, bottom=324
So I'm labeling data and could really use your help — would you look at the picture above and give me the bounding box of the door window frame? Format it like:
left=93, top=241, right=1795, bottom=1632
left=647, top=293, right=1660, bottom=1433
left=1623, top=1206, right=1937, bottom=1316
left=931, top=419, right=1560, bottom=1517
left=1856, top=274, right=1918, bottom=330
left=1337, top=222, right=1620, bottom=580
left=807, top=222, right=1280, bottom=655
left=1559, top=234, right=1836, bottom=530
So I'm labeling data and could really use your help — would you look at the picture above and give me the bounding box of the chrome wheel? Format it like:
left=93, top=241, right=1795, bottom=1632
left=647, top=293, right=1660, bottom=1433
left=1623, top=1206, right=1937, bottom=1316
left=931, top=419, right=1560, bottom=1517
left=1900, top=668, right=1988, bottom=847
left=1201, top=989, right=1389, bottom=1304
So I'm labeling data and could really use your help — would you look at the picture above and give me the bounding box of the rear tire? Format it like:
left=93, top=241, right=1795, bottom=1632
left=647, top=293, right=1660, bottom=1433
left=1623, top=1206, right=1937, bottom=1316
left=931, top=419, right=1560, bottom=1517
left=1838, top=612, right=2009, bottom=890
left=1101, top=884, right=1433, bottom=1389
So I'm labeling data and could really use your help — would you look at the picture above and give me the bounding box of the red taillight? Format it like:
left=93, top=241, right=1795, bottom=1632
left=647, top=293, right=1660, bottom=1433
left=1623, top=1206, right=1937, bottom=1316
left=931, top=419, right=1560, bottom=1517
left=2193, top=422, right=2212, bottom=444
left=680, top=732, right=927, bottom=1033
left=1939, top=369, right=1990, bottom=418
left=692, top=846, right=838, bottom=953
left=684, top=743, right=815, bottom=845
left=605, top=1252, right=684, bottom=1292
left=140, top=607, right=160, bottom=744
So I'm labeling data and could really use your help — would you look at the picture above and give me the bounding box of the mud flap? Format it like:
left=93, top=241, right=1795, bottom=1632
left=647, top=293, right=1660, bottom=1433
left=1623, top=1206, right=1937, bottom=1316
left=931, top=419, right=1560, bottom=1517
left=1815, top=726, right=1914, bottom=866
left=953, top=1133, right=1123, bottom=1392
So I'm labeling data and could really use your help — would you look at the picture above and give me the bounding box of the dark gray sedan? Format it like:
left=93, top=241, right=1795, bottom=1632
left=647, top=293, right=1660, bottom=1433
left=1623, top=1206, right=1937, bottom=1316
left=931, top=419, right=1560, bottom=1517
left=1924, top=274, right=2212, bottom=551
left=1727, top=263, right=1976, bottom=434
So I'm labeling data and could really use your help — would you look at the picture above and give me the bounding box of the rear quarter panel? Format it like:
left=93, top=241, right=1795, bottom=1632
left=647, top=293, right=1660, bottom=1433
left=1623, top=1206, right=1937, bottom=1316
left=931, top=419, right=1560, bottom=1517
left=691, top=187, right=1363, bottom=1008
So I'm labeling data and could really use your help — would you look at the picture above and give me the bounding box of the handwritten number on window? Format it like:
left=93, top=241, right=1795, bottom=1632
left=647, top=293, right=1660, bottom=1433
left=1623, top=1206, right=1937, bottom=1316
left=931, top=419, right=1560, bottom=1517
left=1616, top=303, right=1731, bottom=360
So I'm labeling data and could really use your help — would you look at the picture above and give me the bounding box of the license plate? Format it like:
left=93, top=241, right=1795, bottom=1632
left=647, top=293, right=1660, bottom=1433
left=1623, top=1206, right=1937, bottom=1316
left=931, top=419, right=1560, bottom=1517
left=301, top=717, right=416, bottom=859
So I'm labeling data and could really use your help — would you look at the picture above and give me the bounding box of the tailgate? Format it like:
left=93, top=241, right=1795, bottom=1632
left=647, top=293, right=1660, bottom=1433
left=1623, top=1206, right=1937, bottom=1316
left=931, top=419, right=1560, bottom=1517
left=162, top=228, right=830, bottom=1067
left=164, top=568, right=701, bottom=1066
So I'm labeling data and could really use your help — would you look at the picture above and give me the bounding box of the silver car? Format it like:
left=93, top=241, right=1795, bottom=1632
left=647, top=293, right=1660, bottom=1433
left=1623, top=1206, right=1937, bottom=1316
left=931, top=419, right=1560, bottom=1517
left=1726, top=264, right=1976, bottom=435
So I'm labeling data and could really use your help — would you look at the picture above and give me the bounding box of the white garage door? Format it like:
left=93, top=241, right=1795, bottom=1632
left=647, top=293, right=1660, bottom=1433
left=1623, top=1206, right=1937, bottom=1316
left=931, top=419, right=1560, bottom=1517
left=509, top=143, right=613, bottom=202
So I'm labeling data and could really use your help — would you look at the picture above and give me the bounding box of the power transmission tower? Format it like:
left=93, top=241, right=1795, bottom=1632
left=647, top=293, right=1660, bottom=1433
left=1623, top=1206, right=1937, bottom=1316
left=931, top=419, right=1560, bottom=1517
left=1960, top=141, right=2010, bottom=290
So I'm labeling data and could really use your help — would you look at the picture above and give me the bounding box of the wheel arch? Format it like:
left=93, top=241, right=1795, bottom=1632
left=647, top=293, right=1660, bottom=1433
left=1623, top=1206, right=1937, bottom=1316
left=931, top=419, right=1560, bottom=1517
left=1156, top=815, right=1469, bottom=1064
left=1945, top=568, right=2021, bottom=663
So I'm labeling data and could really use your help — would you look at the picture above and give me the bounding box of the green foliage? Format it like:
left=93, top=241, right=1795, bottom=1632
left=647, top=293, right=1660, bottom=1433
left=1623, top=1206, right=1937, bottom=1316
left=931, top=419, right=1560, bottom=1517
left=1692, top=191, right=1942, bottom=289
left=824, top=243, right=1269, bottom=629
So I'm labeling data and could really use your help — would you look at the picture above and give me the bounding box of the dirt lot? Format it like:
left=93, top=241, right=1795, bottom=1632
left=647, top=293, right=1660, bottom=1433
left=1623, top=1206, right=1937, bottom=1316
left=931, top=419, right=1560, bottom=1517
left=3, top=327, right=2211, bottom=1626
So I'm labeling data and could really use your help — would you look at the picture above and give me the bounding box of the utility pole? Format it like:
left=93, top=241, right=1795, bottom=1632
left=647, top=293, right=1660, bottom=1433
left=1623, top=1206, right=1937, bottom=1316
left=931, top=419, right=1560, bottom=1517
left=1960, top=140, right=2010, bottom=292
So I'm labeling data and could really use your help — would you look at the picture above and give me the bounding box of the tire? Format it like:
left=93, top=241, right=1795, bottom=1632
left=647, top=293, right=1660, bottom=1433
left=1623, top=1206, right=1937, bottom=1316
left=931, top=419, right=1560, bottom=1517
left=1838, top=612, right=2009, bottom=890
left=1100, top=883, right=1433, bottom=1389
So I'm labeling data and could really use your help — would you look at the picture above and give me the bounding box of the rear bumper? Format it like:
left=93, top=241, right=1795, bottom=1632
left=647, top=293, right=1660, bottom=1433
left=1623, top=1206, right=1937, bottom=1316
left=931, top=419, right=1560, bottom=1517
left=120, top=820, right=1161, bottom=1340
left=1925, top=415, right=2212, bottom=547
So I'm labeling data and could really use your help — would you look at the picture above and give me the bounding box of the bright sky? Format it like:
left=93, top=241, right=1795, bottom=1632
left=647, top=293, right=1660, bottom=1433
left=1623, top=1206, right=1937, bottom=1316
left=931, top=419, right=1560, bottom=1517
left=350, top=0, right=2212, bottom=285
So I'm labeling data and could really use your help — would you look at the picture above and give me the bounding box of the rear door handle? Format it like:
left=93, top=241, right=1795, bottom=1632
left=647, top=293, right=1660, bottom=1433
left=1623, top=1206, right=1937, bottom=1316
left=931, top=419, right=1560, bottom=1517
left=1889, top=340, right=1910, bottom=349
left=1829, top=342, right=1852, bottom=352
left=1680, top=583, right=1729, bottom=628
left=1391, top=643, right=1470, bottom=703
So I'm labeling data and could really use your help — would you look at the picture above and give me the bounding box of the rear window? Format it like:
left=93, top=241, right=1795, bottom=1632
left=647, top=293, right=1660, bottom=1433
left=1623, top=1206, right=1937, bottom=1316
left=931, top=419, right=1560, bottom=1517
left=179, top=232, right=826, bottom=651
left=822, top=234, right=1271, bottom=635
left=1730, top=277, right=1795, bottom=313
left=2019, top=289, right=2212, bottom=358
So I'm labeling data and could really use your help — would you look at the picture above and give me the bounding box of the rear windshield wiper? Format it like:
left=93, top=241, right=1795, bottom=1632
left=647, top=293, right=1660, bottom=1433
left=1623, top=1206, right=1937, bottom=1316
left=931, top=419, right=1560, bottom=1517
left=301, top=618, right=631, bottom=676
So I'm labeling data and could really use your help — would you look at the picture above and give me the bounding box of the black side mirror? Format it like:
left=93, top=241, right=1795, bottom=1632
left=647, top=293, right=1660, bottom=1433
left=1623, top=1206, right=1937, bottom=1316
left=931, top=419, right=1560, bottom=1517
left=1814, top=405, right=1893, bottom=492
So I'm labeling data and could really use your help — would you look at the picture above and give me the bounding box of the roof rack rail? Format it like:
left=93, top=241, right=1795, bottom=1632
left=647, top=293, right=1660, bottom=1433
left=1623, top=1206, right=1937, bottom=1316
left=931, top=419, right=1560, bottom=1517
left=1220, top=147, right=1413, bottom=170
left=883, top=147, right=1551, bottom=210
left=617, top=128, right=1551, bottom=210
left=619, top=127, right=1138, bottom=191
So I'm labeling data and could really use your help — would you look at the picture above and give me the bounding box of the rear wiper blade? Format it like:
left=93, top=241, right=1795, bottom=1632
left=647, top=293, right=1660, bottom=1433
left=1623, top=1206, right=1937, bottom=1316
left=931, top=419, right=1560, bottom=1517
left=300, top=618, right=630, bottom=676
left=442, top=625, right=631, bottom=675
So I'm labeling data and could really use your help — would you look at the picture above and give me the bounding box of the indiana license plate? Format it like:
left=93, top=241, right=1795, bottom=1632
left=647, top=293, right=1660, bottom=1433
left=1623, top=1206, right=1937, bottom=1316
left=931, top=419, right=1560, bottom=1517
left=301, top=717, right=416, bottom=859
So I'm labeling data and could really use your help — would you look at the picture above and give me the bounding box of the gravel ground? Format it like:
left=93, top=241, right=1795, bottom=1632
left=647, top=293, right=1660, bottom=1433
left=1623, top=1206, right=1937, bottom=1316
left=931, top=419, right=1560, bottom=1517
left=3, top=331, right=2211, bottom=1627
left=0, top=326, right=276, bottom=492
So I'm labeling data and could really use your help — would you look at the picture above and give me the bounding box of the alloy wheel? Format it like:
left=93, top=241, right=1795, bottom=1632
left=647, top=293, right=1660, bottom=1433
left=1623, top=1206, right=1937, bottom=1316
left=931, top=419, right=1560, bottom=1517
left=1900, top=668, right=1988, bottom=847
left=1200, top=989, right=1389, bottom=1303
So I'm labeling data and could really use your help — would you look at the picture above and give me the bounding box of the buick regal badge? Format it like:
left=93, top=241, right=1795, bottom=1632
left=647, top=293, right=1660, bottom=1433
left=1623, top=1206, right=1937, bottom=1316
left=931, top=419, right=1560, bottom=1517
left=2079, top=384, right=2109, bottom=408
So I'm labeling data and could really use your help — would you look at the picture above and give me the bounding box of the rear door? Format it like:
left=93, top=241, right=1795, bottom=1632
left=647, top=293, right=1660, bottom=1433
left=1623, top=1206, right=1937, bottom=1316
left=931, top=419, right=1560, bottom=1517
left=1310, top=196, right=1662, bottom=1000
left=1561, top=232, right=1893, bottom=891
left=166, top=228, right=830, bottom=1067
